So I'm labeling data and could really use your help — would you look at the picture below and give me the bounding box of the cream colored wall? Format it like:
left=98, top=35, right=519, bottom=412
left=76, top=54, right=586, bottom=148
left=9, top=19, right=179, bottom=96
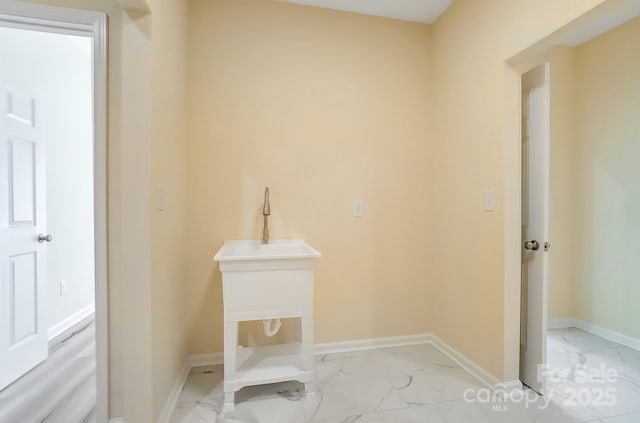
left=149, top=0, right=189, bottom=419
left=18, top=1, right=633, bottom=419
left=431, top=0, right=607, bottom=380
left=185, top=0, right=434, bottom=354
left=548, top=46, right=577, bottom=320
left=24, top=0, right=163, bottom=420
left=115, top=10, right=154, bottom=421
left=573, top=17, right=640, bottom=339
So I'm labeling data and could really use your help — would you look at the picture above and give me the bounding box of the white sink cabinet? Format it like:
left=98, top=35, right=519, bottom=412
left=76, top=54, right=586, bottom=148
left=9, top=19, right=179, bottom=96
left=213, top=240, right=321, bottom=412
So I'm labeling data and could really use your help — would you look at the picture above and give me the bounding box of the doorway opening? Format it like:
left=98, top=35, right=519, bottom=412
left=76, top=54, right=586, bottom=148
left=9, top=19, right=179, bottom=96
left=510, top=6, right=640, bottom=419
left=0, top=4, right=107, bottom=422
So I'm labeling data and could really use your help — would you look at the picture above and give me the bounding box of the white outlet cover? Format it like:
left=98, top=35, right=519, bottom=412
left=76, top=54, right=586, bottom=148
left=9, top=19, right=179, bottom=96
left=60, top=280, right=69, bottom=296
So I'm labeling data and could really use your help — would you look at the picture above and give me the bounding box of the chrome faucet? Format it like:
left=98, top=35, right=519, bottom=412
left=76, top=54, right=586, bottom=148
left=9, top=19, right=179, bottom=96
left=262, top=187, right=270, bottom=244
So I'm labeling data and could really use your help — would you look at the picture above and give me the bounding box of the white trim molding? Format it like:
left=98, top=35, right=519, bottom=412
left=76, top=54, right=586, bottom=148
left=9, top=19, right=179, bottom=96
left=314, top=333, right=432, bottom=356
left=547, top=318, right=579, bottom=330
left=109, top=419, right=126, bottom=423
left=429, top=334, right=502, bottom=388
left=496, top=379, right=524, bottom=396
left=549, top=318, right=640, bottom=351
left=156, top=361, right=190, bottom=423
left=156, top=353, right=223, bottom=423
left=48, top=304, right=95, bottom=341
left=187, top=352, right=224, bottom=368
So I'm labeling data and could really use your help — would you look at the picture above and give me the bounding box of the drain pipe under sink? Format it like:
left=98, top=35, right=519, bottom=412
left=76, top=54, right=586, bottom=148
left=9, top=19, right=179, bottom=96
left=262, top=319, right=282, bottom=337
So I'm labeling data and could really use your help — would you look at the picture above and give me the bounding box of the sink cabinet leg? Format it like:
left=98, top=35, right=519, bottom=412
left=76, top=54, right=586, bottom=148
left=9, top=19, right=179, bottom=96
left=223, top=321, right=238, bottom=411
left=302, top=316, right=316, bottom=397
left=301, top=315, right=314, bottom=377
left=223, top=391, right=235, bottom=412
left=304, top=382, right=315, bottom=393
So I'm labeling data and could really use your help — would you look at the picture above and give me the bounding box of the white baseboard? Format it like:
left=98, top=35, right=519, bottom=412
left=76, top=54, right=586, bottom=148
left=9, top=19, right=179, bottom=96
left=547, top=318, right=579, bottom=330
left=182, top=334, right=433, bottom=368
left=156, top=353, right=225, bottom=423
left=429, top=334, right=501, bottom=388
left=156, top=360, right=191, bottom=423
left=497, top=379, right=523, bottom=391
left=48, top=303, right=95, bottom=341
left=314, top=333, right=432, bottom=355
left=579, top=320, right=640, bottom=351
left=159, top=332, right=512, bottom=421
left=549, top=318, right=640, bottom=351
left=109, top=418, right=125, bottom=423
left=187, top=352, right=224, bottom=368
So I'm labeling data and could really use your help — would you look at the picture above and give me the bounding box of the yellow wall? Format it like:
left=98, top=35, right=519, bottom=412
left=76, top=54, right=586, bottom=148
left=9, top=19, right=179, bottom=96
left=20, top=1, right=634, bottom=419
left=149, top=0, right=189, bottom=419
left=572, top=17, right=640, bottom=338
left=25, top=0, right=186, bottom=420
left=185, top=0, right=434, bottom=354
left=430, top=0, right=607, bottom=380
left=544, top=18, right=640, bottom=339
left=24, top=1, right=154, bottom=419
left=117, top=10, right=154, bottom=421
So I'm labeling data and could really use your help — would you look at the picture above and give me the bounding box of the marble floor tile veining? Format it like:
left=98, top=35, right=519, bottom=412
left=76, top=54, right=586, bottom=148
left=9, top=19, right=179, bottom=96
left=171, top=331, right=640, bottom=423
left=545, top=328, right=640, bottom=423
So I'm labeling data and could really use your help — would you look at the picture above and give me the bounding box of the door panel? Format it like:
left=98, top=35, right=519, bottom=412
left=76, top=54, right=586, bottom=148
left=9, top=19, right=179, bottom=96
left=10, top=252, right=38, bottom=345
left=9, top=136, right=36, bottom=224
left=6, top=89, right=35, bottom=126
left=520, top=64, right=550, bottom=394
left=0, top=82, right=47, bottom=391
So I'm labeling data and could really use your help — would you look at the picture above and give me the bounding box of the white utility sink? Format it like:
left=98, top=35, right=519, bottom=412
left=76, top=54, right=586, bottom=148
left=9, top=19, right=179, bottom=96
left=214, top=239, right=321, bottom=264
left=213, top=239, right=321, bottom=411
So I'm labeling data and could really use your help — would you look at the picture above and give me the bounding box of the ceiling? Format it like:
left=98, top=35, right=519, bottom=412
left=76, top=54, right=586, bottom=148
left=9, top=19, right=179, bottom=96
left=283, top=0, right=453, bottom=24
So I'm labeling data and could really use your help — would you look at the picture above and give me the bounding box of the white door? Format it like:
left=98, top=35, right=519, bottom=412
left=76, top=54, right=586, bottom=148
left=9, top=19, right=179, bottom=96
left=520, top=64, right=550, bottom=394
left=0, top=82, right=48, bottom=391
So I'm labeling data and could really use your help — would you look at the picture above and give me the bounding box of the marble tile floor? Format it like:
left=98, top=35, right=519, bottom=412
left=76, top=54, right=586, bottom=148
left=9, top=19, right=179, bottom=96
left=170, top=332, right=640, bottom=423
left=545, top=328, right=640, bottom=422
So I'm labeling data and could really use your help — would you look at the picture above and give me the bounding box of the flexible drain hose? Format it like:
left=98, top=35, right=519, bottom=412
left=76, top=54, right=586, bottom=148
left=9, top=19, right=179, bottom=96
left=263, top=319, right=282, bottom=337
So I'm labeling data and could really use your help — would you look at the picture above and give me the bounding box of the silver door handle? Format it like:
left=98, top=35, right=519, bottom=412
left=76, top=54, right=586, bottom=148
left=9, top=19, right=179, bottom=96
left=38, top=234, right=53, bottom=243
left=524, top=240, right=539, bottom=251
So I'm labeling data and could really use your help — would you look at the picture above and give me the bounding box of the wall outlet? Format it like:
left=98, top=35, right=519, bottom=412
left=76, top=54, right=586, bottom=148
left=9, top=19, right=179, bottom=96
left=60, top=280, right=69, bottom=296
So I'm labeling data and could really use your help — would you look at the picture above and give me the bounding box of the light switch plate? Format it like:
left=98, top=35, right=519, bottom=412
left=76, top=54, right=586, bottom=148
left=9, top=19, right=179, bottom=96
left=484, top=190, right=496, bottom=212
left=352, top=200, right=363, bottom=217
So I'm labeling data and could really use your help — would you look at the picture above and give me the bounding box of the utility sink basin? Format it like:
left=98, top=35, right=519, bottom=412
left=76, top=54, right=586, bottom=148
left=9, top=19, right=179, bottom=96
left=213, top=239, right=321, bottom=320
left=214, top=239, right=321, bottom=265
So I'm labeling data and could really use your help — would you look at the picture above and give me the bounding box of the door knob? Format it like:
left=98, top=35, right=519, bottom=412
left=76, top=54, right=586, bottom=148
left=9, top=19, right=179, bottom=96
left=38, top=234, right=53, bottom=243
left=524, top=240, right=539, bottom=251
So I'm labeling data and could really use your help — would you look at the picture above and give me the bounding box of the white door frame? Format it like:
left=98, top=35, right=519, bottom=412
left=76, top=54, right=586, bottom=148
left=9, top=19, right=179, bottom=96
left=0, top=3, right=108, bottom=422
